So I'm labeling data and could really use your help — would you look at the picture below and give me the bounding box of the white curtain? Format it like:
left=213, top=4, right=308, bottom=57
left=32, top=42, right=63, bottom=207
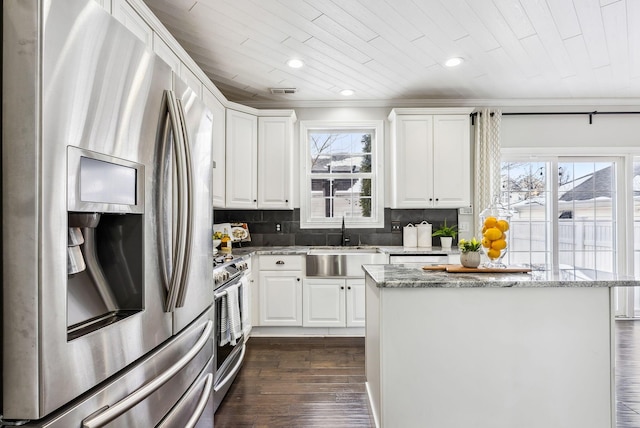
left=473, top=108, right=502, bottom=235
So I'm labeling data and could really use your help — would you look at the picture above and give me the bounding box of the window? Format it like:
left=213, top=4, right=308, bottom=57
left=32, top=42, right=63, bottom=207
left=500, top=157, right=621, bottom=279
left=300, top=120, right=384, bottom=228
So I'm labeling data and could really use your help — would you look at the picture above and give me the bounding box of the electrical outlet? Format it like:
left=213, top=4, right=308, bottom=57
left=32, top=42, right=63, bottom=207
left=275, top=223, right=281, bottom=233
left=459, top=222, right=470, bottom=232
left=391, top=221, right=401, bottom=233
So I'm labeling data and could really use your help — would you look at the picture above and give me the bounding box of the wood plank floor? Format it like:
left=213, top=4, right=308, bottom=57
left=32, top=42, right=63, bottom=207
left=215, top=322, right=640, bottom=427
left=214, top=337, right=374, bottom=428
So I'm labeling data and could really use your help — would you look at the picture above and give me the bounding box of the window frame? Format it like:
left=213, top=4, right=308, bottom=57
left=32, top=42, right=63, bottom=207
left=299, top=120, right=385, bottom=229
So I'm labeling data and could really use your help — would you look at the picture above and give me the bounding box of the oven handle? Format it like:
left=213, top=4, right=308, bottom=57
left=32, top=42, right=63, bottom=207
left=81, top=320, right=213, bottom=428
left=213, top=274, right=244, bottom=299
left=214, top=344, right=246, bottom=393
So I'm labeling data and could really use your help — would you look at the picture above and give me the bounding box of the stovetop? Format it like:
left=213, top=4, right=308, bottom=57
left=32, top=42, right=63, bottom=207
left=213, top=255, right=249, bottom=289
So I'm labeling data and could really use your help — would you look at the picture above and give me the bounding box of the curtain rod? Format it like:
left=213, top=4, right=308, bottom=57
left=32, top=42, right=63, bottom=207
left=470, top=110, right=640, bottom=125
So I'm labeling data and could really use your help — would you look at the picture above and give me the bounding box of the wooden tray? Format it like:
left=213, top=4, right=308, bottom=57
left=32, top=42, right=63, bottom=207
left=422, top=264, right=531, bottom=273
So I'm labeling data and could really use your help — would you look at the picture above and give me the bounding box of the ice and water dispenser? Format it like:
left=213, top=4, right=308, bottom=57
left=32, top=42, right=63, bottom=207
left=66, top=147, right=144, bottom=340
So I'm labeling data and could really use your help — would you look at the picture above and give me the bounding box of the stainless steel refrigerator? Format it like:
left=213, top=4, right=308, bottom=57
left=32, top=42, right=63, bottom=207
left=2, top=0, right=215, bottom=426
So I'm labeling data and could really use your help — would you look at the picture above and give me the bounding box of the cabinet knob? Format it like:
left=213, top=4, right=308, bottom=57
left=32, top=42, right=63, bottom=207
left=347, top=286, right=351, bottom=290
left=253, top=199, right=257, bottom=203
left=435, top=198, right=439, bottom=201
left=340, top=286, right=345, bottom=290
left=285, top=199, right=289, bottom=203
left=297, top=278, right=300, bottom=282
left=429, top=198, right=433, bottom=201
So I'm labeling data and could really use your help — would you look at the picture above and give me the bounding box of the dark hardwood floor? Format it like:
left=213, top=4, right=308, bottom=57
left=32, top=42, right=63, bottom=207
left=215, top=322, right=640, bottom=427
left=214, top=336, right=374, bottom=428
left=616, top=320, right=640, bottom=427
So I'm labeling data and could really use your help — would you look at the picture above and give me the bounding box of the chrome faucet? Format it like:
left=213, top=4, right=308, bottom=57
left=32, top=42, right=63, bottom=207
left=341, top=216, right=350, bottom=246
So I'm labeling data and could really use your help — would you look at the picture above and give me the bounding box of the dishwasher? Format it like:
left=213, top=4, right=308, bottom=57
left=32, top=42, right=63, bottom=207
left=388, top=254, right=451, bottom=267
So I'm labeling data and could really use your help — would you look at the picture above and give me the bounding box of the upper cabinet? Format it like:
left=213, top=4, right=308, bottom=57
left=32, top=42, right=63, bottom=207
left=226, top=110, right=296, bottom=209
left=111, top=0, right=152, bottom=47
left=203, top=89, right=226, bottom=208
left=258, top=115, right=295, bottom=209
left=389, top=108, right=474, bottom=209
left=226, top=109, right=258, bottom=208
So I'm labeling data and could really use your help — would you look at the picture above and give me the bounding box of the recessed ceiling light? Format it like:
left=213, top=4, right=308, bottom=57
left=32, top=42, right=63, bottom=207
left=287, top=58, right=304, bottom=68
left=445, top=57, right=464, bottom=67
left=340, top=89, right=355, bottom=96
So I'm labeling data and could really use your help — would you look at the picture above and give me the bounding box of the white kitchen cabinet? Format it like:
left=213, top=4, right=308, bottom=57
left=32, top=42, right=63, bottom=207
left=389, top=108, right=474, bottom=209
left=203, top=88, right=226, bottom=207
left=226, top=109, right=258, bottom=208
left=258, top=255, right=303, bottom=327
left=94, top=0, right=111, bottom=12
left=302, top=277, right=365, bottom=328
left=152, top=34, right=181, bottom=75
left=111, top=0, right=152, bottom=47
left=345, top=278, right=366, bottom=327
left=258, top=116, right=294, bottom=209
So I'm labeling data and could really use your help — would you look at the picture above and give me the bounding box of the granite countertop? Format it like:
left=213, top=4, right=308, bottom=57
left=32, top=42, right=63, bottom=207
left=226, top=245, right=458, bottom=258
left=362, top=264, right=639, bottom=288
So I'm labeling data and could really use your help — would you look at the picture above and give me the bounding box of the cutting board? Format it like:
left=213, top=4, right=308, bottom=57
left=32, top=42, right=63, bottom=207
left=422, top=264, right=531, bottom=273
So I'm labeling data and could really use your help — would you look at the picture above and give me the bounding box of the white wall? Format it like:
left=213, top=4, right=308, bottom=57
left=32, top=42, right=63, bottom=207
left=501, top=110, right=640, bottom=149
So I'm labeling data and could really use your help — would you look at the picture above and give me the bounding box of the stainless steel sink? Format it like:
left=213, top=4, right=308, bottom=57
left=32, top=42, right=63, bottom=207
left=306, top=247, right=385, bottom=277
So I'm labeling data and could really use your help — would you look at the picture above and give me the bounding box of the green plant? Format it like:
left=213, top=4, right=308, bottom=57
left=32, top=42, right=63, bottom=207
left=432, top=219, right=458, bottom=238
left=458, top=237, right=481, bottom=253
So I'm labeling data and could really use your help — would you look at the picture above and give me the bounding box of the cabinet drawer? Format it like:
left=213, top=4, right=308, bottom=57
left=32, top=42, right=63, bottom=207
left=259, top=255, right=303, bottom=271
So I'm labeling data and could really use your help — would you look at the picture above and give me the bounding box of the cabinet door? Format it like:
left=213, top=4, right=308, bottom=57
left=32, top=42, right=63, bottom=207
left=303, top=279, right=346, bottom=327
left=226, top=110, right=257, bottom=208
left=391, top=115, right=434, bottom=208
left=94, top=0, right=110, bottom=12
left=152, top=34, right=181, bottom=75
left=203, top=89, right=226, bottom=208
left=258, top=271, right=302, bottom=326
left=111, top=0, right=152, bottom=47
left=258, top=117, right=293, bottom=209
left=432, top=115, right=471, bottom=207
left=346, top=278, right=366, bottom=327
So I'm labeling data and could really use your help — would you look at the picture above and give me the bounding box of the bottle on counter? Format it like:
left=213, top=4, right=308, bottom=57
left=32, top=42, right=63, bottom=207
left=221, top=228, right=231, bottom=253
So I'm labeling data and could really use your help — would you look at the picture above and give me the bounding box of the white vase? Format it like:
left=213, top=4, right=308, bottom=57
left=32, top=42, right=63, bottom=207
left=460, top=251, right=481, bottom=268
left=440, top=236, right=453, bottom=250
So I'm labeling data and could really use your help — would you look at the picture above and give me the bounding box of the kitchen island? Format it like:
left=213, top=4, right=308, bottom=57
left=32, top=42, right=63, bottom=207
left=363, top=264, right=638, bottom=428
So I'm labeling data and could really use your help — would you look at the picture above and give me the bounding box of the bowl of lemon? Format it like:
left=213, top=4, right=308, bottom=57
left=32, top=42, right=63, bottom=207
left=480, top=200, right=512, bottom=268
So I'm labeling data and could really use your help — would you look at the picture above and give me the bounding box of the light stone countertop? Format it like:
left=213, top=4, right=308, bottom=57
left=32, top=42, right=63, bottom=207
left=362, top=263, right=639, bottom=288
left=228, top=245, right=458, bottom=258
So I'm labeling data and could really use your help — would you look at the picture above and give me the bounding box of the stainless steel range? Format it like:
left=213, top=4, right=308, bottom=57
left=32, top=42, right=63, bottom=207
left=213, top=259, right=250, bottom=411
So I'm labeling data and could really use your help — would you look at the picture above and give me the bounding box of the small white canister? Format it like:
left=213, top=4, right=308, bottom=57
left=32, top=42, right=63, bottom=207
left=417, top=221, right=432, bottom=248
left=403, top=223, right=418, bottom=247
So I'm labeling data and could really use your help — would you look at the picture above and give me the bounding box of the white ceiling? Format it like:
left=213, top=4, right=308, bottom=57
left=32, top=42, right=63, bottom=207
left=142, top=0, right=640, bottom=107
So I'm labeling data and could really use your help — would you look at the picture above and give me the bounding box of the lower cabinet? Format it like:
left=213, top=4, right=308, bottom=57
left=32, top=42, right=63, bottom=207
left=258, top=270, right=302, bottom=327
left=303, top=278, right=365, bottom=328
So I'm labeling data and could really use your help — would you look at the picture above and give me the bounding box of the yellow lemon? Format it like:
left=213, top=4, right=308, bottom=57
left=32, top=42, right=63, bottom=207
left=497, top=219, right=510, bottom=232
left=483, top=227, right=502, bottom=241
left=481, top=237, right=491, bottom=248
left=483, top=216, right=498, bottom=228
left=487, top=248, right=501, bottom=259
left=481, top=225, right=487, bottom=234
left=491, top=239, right=507, bottom=250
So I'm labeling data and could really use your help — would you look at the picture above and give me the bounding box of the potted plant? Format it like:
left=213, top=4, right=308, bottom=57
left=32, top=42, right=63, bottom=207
left=432, top=219, right=458, bottom=250
left=458, top=237, right=482, bottom=268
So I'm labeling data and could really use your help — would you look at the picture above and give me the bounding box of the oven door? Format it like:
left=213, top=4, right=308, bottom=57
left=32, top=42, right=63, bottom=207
left=213, top=276, right=247, bottom=411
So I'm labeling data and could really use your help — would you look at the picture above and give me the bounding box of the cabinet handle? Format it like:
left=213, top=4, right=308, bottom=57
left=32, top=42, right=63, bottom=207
left=275, top=260, right=285, bottom=265
left=285, top=199, right=289, bottom=203
left=253, top=199, right=257, bottom=203
left=297, top=278, right=300, bottom=282
left=340, top=286, right=345, bottom=290
left=429, top=198, right=433, bottom=201
left=435, top=198, right=439, bottom=201
left=347, top=286, right=351, bottom=290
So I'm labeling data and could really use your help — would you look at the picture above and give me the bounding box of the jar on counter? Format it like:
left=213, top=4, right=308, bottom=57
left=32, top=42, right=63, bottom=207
left=479, top=197, right=512, bottom=268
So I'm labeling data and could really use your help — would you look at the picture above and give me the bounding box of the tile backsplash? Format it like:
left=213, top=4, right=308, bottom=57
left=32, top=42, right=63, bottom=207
left=213, top=208, right=459, bottom=248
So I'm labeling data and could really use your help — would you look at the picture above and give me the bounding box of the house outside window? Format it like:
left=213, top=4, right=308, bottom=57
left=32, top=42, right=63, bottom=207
left=500, top=157, right=620, bottom=279
left=300, top=120, right=384, bottom=229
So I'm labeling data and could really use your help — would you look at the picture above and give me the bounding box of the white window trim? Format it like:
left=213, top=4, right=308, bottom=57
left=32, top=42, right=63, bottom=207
left=299, top=120, right=385, bottom=229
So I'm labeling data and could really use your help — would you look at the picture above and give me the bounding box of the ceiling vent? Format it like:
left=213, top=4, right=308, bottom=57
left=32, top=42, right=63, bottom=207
left=270, top=88, right=297, bottom=94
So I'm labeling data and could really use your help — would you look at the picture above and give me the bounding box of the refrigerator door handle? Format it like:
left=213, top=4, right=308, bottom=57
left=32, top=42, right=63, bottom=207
left=157, top=373, right=213, bottom=428
left=81, top=320, right=213, bottom=428
left=175, top=98, right=194, bottom=309
left=162, top=90, right=188, bottom=313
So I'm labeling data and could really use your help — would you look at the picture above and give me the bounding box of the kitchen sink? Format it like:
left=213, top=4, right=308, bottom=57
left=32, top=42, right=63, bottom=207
left=306, top=247, right=386, bottom=277
left=307, top=246, right=380, bottom=255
